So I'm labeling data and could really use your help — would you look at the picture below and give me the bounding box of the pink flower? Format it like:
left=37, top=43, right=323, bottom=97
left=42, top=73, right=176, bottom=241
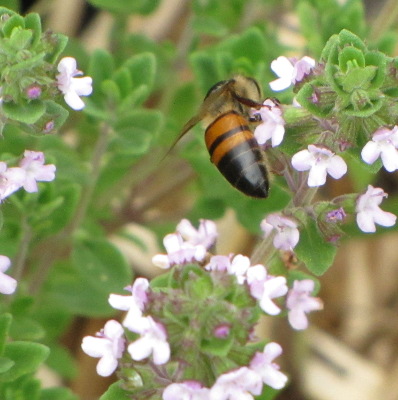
left=252, top=99, right=285, bottom=147
left=0, top=162, right=26, bottom=201
left=246, top=265, right=288, bottom=315
left=286, top=280, right=323, bottom=330
left=261, top=213, right=300, bottom=251
left=108, top=278, right=149, bottom=332
left=205, top=254, right=251, bottom=284
left=361, top=126, right=398, bottom=172
left=56, top=57, right=93, bottom=110
left=177, top=218, right=218, bottom=249
left=127, top=316, right=170, bottom=365
left=209, top=367, right=263, bottom=400
left=355, top=185, right=396, bottom=233
left=0, top=255, right=17, bottom=295
left=19, top=151, right=56, bottom=192
left=81, top=320, right=125, bottom=377
left=291, top=144, right=347, bottom=187
left=269, top=56, right=315, bottom=91
left=250, top=342, right=288, bottom=390
left=152, top=233, right=207, bottom=269
left=163, top=381, right=210, bottom=400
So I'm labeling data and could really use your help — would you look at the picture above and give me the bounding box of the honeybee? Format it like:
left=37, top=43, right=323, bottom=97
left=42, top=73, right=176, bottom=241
left=174, top=75, right=269, bottom=198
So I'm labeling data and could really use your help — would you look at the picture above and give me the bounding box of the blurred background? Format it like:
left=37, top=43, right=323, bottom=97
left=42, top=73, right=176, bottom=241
left=10, top=0, right=398, bottom=399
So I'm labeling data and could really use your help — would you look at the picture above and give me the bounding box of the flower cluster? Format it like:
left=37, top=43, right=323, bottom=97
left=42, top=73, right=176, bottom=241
left=0, top=151, right=56, bottom=201
left=152, top=219, right=217, bottom=268
left=81, top=219, right=327, bottom=399
left=264, top=52, right=397, bottom=234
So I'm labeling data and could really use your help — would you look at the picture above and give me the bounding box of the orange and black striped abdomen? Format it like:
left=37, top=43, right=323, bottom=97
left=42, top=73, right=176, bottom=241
left=205, top=111, right=269, bottom=198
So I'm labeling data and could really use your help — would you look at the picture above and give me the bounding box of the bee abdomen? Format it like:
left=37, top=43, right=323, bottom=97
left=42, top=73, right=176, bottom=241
left=205, top=111, right=269, bottom=198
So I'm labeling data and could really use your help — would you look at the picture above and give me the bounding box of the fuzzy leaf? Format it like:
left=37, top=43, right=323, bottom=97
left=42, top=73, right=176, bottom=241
left=2, top=14, right=25, bottom=37
left=46, top=33, right=68, bottom=63
left=72, top=238, right=132, bottom=294
left=24, top=12, right=41, bottom=47
left=0, top=342, right=49, bottom=382
left=295, top=218, right=337, bottom=276
left=99, top=381, right=131, bottom=400
left=125, top=52, right=156, bottom=90
left=3, top=100, right=45, bottom=124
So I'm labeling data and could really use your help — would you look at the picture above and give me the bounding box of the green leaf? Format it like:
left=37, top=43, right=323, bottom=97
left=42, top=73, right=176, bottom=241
left=295, top=218, right=337, bottom=276
left=72, top=238, right=132, bottom=294
left=35, top=183, right=80, bottom=236
left=117, top=84, right=150, bottom=110
left=43, top=100, right=69, bottom=131
left=40, top=387, right=79, bottom=400
left=113, top=67, right=133, bottom=99
left=0, top=314, right=12, bottom=355
left=125, top=52, right=156, bottom=90
left=88, top=49, right=115, bottom=92
left=9, top=26, right=32, bottom=49
left=190, top=52, right=220, bottom=95
left=100, top=381, right=131, bottom=400
left=2, top=14, right=25, bottom=37
left=112, top=109, right=163, bottom=155
left=87, top=0, right=160, bottom=14
left=200, top=335, right=233, bottom=356
left=3, top=100, right=45, bottom=124
left=0, top=342, right=49, bottom=382
left=46, top=345, right=77, bottom=380
left=24, top=13, right=41, bottom=47
left=0, top=357, right=14, bottom=373
left=0, top=2, right=19, bottom=12
left=101, top=79, right=121, bottom=104
left=9, top=316, right=45, bottom=341
left=45, top=33, right=68, bottom=63
left=43, top=261, right=116, bottom=316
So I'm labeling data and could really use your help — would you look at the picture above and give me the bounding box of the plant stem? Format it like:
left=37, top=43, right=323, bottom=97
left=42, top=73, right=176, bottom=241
left=66, top=122, right=111, bottom=234
left=28, top=122, right=112, bottom=294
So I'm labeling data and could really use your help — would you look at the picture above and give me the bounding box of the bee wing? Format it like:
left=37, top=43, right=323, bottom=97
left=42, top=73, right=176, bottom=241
left=163, top=82, right=232, bottom=158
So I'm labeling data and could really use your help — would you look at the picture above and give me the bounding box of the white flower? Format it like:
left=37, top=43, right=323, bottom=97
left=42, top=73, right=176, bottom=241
left=261, top=213, right=300, bottom=251
left=56, top=57, right=93, bottom=110
left=286, top=280, right=323, bottom=330
left=291, top=144, right=347, bottom=187
left=205, top=254, right=251, bottom=284
left=246, top=265, right=288, bottom=315
left=355, top=185, right=396, bottom=233
left=252, top=99, right=285, bottom=147
left=152, top=233, right=207, bottom=269
left=108, top=278, right=149, bottom=332
left=127, top=316, right=170, bottom=365
left=361, top=126, right=398, bottom=172
left=0, top=255, right=17, bottom=295
left=163, top=381, right=210, bottom=400
left=270, top=56, right=315, bottom=91
left=209, top=367, right=263, bottom=400
left=0, top=163, right=26, bottom=201
left=19, top=151, right=56, bottom=192
left=81, top=320, right=125, bottom=377
left=250, top=342, right=288, bottom=390
left=176, top=218, right=218, bottom=249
